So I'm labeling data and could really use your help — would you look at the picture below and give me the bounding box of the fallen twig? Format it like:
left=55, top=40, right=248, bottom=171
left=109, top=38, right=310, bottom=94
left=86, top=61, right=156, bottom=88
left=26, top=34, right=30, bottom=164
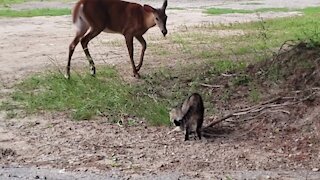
left=221, top=73, right=236, bottom=77
left=200, top=83, right=223, bottom=88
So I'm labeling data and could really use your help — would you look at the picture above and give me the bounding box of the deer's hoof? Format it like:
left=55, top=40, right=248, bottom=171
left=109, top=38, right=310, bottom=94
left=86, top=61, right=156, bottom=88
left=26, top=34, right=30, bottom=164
left=136, top=65, right=142, bottom=72
left=133, top=73, right=141, bottom=79
left=64, top=73, right=70, bottom=80
left=90, top=66, right=96, bottom=76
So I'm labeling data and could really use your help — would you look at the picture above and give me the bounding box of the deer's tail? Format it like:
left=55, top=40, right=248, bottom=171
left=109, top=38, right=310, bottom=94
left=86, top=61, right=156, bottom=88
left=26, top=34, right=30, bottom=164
left=72, top=1, right=83, bottom=24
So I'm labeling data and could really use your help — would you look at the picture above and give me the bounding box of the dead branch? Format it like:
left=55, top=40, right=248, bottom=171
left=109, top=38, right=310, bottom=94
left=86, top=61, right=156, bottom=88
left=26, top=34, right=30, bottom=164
left=235, top=96, right=282, bottom=113
left=206, top=114, right=233, bottom=128
left=277, top=39, right=297, bottom=54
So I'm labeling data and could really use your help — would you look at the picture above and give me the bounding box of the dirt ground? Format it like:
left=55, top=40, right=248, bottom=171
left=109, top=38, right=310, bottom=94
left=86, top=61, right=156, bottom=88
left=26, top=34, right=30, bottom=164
left=1, top=0, right=320, bottom=179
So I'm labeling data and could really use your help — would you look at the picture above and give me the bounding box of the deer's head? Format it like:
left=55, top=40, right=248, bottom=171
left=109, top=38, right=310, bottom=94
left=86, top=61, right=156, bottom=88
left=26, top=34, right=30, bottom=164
left=144, top=0, right=168, bottom=36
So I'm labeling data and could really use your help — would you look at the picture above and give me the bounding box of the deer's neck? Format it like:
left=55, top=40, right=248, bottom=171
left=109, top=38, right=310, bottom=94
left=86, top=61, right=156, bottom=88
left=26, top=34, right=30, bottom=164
left=144, top=12, right=156, bottom=29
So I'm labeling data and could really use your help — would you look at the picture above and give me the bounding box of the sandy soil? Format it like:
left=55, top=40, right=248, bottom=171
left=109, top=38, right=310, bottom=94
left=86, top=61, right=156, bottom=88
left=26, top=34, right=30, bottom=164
left=1, top=0, right=320, bottom=179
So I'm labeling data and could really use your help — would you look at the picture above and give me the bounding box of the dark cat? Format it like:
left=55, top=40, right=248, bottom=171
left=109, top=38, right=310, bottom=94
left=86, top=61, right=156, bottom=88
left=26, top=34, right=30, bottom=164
left=169, top=93, right=204, bottom=141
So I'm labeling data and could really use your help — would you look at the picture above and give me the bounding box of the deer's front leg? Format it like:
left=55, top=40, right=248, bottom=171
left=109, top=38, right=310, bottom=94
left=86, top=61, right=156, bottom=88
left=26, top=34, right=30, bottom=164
left=135, top=35, right=146, bottom=72
left=125, top=35, right=140, bottom=78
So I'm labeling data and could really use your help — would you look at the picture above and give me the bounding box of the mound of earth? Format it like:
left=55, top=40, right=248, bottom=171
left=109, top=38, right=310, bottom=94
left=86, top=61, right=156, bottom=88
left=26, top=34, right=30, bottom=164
left=208, top=42, right=320, bottom=170
left=251, top=42, right=320, bottom=90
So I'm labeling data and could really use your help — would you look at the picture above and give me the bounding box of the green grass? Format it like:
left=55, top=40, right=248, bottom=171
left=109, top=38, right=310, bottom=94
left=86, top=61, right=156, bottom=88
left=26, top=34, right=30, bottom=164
left=205, top=7, right=291, bottom=15
left=301, top=6, right=320, bottom=15
left=0, top=0, right=73, bottom=5
left=0, top=0, right=26, bottom=5
left=0, top=67, right=170, bottom=125
left=209, top=60, right=247, bottom=75
left=206, top=8, right=253, bottom=15
left=0, top=8, right=70, bottom=17
left=206, top=6, right=320, bottom=16
left=168, top=7, right=185, bottom=10
left=240, top=2, right=263, bottom=5
left=225, top=8, right=320, bottom=46
left=183, top=7, right=320, bottom=61
left=256, top=7, right=290, bottom=13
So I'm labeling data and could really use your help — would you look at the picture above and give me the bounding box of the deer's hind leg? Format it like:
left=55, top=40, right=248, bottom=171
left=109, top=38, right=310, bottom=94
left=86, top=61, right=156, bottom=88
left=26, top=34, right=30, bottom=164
left=80, top=28, right=103, bottom=76
left=66, top=19, right=89, bottom=79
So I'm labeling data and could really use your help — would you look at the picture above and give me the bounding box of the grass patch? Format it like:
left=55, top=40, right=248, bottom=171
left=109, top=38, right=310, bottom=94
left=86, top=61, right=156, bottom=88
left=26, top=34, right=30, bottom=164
left=168, top=7, right=185, bottom=10
left=190, top=6, right=320, bottom=61
left=205, top=7, right=290, bottom=15
left=206, top=8, right=252, bottom=15
left=301, top=6, right=320, bottom=15
left=206, top=6, right=320, bottom=16
left=209, top=60, right=247, bottom=75
left=0, top=0, right=26, bottom=5
left=255, top=7, right=290, bottom=13
left=0, top=8, right=70, bottom=17
left=240, top=2, right=263, bottom=5
left=0, top=67, right=169, bottom=125
left=0, top=0, right=73, bottom=5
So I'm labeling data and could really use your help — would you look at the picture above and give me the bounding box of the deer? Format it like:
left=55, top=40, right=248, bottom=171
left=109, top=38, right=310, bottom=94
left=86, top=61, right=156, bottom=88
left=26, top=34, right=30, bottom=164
left=66, top=0, right=168, bottom=79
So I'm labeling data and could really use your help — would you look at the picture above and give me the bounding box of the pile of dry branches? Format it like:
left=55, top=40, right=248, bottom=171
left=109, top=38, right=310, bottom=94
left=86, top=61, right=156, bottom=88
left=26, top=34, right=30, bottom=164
left=205, top=88, right=319, bottom=128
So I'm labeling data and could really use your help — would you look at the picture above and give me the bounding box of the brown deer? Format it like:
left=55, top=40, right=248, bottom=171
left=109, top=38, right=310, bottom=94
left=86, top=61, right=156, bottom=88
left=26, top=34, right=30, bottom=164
left=66, top=0, right=168, bottom=79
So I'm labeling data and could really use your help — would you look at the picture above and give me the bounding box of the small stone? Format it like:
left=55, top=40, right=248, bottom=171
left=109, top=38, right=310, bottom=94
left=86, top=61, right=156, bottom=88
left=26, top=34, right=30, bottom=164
left=277, top=148, right=284, bottom=153
left=312, top=168, right=319, bottom=172
left=35, top=175, right=40, bottom=179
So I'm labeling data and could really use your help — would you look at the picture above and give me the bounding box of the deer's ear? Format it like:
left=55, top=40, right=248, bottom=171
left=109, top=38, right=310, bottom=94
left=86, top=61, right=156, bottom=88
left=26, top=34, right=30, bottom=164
left=143, top=5, right=155, bottom=13
left=162, top=0, right=168, bottom=10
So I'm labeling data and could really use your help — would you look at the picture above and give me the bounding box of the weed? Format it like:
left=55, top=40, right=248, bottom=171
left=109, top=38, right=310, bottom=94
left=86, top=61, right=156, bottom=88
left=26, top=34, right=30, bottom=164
left=209, top=60, right=246, bottom=75
left=248, top=85, right=261, bottom=103
left=170, top=34, right=192, bottom=53
left=221, top=89, right=232, bottom=102
left=232, top=75, right=251, bottom=86
left=5, top=111, right=17, bottom=119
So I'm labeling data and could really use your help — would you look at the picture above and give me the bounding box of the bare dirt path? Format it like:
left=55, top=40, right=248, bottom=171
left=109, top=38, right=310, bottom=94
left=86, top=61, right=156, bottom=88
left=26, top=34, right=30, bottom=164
left=1, top=0, right=320, bottom=179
